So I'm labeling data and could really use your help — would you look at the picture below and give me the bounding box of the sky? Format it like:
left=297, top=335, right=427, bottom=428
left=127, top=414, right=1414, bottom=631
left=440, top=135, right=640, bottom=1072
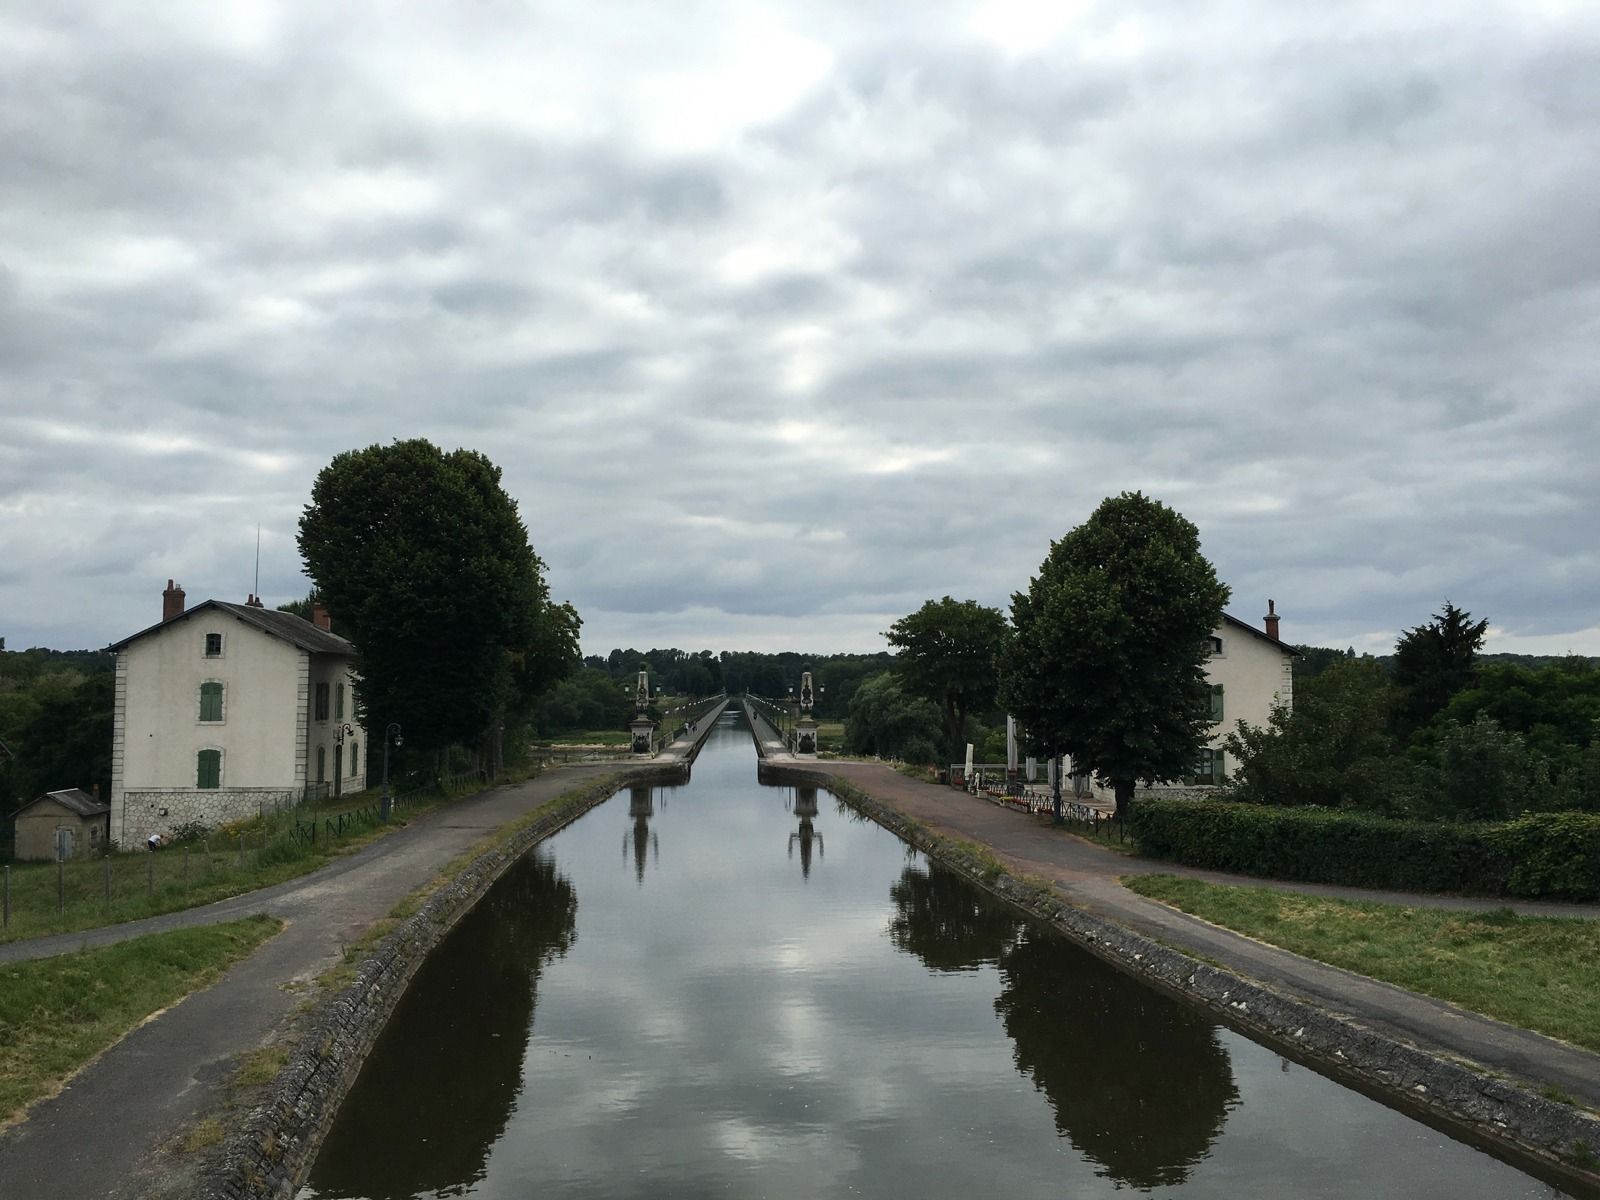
left=2, top=0, right=1597, bottom=659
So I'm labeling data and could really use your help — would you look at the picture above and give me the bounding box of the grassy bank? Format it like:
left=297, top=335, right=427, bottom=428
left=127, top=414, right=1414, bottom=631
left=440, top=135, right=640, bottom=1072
left=0, top=915, right=283, bottom=1126
left=0, top=776, right=515, bottom=946
left=1124, top=874, right=1600, bottom=1054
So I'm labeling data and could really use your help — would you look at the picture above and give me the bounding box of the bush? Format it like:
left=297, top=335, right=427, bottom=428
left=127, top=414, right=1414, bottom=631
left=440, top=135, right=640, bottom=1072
left=1128, top=798, right=1600, bottom=900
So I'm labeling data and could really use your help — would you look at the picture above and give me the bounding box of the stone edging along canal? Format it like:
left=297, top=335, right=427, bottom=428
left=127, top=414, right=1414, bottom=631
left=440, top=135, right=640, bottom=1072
left=203, top=764, right=684, bottom=1200
left=764, top=763, right=1600, bottom=1192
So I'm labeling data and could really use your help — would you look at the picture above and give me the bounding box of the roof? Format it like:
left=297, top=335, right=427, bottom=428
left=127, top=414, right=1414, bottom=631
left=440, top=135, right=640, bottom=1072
left=1221, top=612, right=1299, bottom=657
left=107, top=600, right=356, bottom=656
left=17, top=788, right=110, bottom=819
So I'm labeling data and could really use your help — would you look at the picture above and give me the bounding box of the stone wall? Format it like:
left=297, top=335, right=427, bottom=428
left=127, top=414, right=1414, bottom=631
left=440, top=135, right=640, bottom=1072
left=120, top=788, right=299, bottom=848
left=771, top=764, right=1600, bottom=1190
left=203, top=764, right=682, bottom=1200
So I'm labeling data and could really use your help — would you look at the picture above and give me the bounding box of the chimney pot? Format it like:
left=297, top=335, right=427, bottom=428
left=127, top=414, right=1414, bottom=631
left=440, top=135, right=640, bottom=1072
left=162, top=579, right=186, bottom=622
left=312, top=602, right=331, bottom=632
left=1264, top=598, right=1280, bottom=641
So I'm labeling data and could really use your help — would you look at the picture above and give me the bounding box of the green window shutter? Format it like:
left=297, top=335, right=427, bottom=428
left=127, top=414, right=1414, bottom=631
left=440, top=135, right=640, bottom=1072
left=1210, top=684, right=1225, bottom=722
left=316, top=746, right=326, bottom=783
left=197, top=749, right=221, bottom=789
left=200, top=682, right=223, bottom=722
left=315, top=683, right=329, bottom=720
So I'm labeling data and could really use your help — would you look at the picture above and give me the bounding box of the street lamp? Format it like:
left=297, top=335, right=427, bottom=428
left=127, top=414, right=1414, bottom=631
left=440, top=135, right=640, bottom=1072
left=382, top=722, right=403, bottom=821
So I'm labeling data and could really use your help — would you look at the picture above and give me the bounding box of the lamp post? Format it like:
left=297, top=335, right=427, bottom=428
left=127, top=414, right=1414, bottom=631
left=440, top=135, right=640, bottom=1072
left=382, top=722, right=403, bottom=821
left=332, top=722, right=355, bottom=799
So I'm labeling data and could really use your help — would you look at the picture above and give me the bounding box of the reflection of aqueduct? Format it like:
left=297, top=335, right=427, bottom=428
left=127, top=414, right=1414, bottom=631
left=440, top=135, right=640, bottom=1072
left=625, top=785, right=660, bottom=883
left=787, top=785, right=823, bottom=879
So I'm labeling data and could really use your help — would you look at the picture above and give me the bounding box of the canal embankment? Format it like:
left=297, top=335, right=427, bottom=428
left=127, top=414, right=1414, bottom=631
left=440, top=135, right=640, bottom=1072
left=0, top=762, right=672, bottom=1200
left=201, top=762, right=683, bottom=1200
left=770, top=760, right=1600, bottom=1191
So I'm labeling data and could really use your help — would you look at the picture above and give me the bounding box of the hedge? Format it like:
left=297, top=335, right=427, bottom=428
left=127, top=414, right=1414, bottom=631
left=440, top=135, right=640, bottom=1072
left=1127, top=800, right=1600, bottom=901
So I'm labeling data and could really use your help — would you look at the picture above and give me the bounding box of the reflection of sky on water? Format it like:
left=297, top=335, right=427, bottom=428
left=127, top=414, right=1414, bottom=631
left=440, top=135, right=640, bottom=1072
left=304, top=719, right=1577, bottom=1200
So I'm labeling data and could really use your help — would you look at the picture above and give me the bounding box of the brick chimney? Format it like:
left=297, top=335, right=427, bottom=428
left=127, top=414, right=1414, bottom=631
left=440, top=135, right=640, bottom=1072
left=245, top=593, right=265, bottom=608
left=162, top=579, right=186, bottom=622
left=1264, top=598, right=1280, bottom=641
left=312, top=602, right=331, bottom=632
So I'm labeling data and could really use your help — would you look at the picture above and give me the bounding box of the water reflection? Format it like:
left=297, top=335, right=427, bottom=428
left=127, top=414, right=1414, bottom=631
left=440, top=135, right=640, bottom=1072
left=890, top=862, right=1239, bottom=1189
left=888, top=861, right=1022, bottom=972
left=307, top=852, right=578, bottom=1200
left=996, top=928, right=1240, bottom=1189
left=625, top=785, right=659, bottom=884
left=787, top=785, right=824, bottom=879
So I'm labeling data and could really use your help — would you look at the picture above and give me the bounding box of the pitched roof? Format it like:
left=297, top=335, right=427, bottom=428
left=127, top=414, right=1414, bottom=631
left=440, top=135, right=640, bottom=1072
left=1221, top=612, right=1298, bottom=656
left=107, top=600, right=356, bottom=656
left=18, top=788, right=109, bottom=818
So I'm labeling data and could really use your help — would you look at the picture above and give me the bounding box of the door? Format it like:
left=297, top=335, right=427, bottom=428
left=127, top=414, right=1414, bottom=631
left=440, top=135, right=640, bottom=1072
left=56, top=827, right=73, bottom=861
left=334, top=744, right=343, bottom=798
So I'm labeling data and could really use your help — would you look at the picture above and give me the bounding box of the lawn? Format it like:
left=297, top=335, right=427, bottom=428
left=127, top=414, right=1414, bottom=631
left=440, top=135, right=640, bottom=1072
left=1123, top=874, right=1600, bottom=1054
left=0, top=915, right=283, bottom=1126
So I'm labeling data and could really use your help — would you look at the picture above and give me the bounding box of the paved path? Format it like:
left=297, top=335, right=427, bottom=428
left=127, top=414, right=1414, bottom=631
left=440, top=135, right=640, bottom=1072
left=822, top=761, right=1600, bottom=1112
left=0, top=763, right=625, bottom=1200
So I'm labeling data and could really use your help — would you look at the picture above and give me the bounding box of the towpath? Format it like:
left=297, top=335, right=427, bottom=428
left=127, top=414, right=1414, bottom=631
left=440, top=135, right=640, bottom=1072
left=0, top=762, right=627, bottom=1200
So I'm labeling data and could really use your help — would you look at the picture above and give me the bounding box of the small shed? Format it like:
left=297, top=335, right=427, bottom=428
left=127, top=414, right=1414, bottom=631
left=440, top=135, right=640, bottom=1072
left=13, top=789, right=111, bottom=861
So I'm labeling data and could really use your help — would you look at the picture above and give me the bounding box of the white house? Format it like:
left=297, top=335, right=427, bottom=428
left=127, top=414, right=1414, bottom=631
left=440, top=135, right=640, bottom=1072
left=106, top=581, right=366, bottom=849
left=1195, top=600, right=1296, bottom=785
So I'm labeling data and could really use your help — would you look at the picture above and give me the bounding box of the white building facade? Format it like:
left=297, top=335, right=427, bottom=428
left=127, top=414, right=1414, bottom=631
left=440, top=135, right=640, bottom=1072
left=107, top=583, right=366, bottom=848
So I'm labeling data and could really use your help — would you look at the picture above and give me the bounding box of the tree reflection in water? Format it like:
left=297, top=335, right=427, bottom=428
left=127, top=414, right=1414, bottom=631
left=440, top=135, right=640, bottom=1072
left=891, top=862, right=1239, bottom=1189
left=307, top=851, right=579, bottom=1200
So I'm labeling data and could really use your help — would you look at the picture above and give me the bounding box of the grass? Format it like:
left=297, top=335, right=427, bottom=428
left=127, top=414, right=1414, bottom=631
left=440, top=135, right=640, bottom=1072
left=1123, top=874, right=1600, bottom=1053
left=0, top=774, right=518, bottom=946
left=540, top=730, right=632, bottom=746
left=0, top=915, right=283, bottom=1126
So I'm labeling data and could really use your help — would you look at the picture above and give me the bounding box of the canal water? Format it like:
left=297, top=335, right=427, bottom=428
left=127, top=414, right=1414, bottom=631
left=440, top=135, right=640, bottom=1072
left=302, top=712, right=1576, bottom=1199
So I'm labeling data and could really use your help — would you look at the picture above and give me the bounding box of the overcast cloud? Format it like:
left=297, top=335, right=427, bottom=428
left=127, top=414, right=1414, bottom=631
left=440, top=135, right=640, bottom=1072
left=2, top=0, right=1597, bottom=657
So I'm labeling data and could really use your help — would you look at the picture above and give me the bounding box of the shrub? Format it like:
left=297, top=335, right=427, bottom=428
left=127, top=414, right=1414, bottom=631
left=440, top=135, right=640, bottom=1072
left=1128, top=799, right=1600, bottom=900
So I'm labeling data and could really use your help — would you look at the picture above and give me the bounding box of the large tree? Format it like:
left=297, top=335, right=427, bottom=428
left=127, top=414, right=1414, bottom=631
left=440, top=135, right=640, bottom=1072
left=1001, top=492, right=1229, bottom=818
left=885, top=596, right=1007, bottom=757
left=298, top=439, right=579, bottom=764
left=1392, top=601, right=1488, bottom=736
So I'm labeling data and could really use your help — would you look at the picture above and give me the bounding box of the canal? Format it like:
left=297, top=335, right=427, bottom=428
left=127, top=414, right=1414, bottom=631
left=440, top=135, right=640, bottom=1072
left=302, top=711, right=1576, bottom=1199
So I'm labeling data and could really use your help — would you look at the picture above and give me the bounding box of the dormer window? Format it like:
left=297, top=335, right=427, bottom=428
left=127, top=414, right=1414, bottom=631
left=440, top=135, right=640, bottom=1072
left=204, top=632, right=223, bottom=657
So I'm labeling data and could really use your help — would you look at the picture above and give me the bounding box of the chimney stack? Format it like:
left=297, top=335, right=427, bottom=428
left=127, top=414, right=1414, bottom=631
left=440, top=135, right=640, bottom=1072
left=312, top=602, right=331, bottom=632
left=162, top=579, right=186, bottom=622
left=246, top=593, right=265, bottom=608
left=1264, top=599, right=1280, bottom=641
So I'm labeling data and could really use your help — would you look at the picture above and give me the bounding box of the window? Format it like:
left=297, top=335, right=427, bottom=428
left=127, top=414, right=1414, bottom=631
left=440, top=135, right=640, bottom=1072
left=199, top=681, right=224, bottom=722
left=315, top=682, right=329, bottom=721
left=204, top=632, right=223, bottom=657
left=349, top=742, right=360, bottom=775
left=336, top=681, right=345, bottom=720
left=1209, top=635, right=1224, bottom=656
left=316, top=746, right=326, bottom=783
left=1193, top=748, right=1224, bottom=786
left=197, top=749, right=221, bottom=789
left=1209, top=683, right=1225, bottom=723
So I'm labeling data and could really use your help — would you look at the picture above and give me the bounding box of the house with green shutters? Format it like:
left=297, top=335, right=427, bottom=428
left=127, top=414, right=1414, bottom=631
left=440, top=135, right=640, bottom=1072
left=105, top=581, right=365, bottom=849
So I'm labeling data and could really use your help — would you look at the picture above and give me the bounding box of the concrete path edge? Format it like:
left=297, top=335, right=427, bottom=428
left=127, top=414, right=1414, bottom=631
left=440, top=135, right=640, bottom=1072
left=769, top=763, right=1600, bottom=1194
left=200, top=764, right=681, bottom=1200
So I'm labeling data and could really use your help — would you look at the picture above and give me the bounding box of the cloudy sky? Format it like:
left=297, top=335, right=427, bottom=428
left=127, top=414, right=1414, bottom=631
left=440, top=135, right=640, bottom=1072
left=3, top=1, right=1597, bottom=658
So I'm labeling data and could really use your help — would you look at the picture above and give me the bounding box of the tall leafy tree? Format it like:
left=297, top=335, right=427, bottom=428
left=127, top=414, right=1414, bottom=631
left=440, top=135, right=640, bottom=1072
left=298, top=439, right=578, bottom=762
left=1001, top=492, right=1229, bottom=818
left=885, top=596, right=1007, bottom=757
left=1392, top=602, right=1488, bottom=735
